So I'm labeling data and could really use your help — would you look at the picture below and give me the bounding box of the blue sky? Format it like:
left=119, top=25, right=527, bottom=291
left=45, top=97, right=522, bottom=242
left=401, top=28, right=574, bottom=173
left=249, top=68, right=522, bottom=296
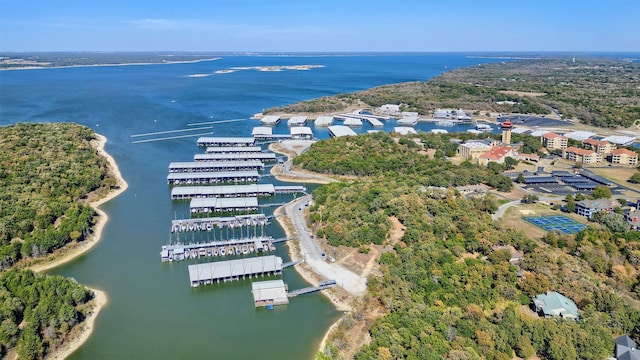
left=1, top=0, right=638, bottom=52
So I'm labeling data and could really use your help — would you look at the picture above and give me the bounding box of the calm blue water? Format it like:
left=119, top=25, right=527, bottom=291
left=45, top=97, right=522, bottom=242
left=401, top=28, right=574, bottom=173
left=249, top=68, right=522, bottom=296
left=0, top=54, right=503, bottom=359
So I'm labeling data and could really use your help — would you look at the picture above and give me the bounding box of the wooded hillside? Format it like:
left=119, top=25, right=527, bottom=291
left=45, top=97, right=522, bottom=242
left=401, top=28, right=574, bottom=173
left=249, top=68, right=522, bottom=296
left=300, top=133, right=640, bottom=359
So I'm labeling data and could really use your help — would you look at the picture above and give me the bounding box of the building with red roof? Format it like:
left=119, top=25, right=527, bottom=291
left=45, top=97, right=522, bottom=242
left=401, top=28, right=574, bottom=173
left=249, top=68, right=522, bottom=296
left=563, top=146, right=602, bottom=164
left=610, top=148, right=638, bottom=166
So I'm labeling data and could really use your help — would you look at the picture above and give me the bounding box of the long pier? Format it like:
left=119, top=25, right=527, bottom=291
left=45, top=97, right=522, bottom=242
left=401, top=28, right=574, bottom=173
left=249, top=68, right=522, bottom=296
left=288, top=280, right=337, bottom=297
left=161, top=236, right=276, bottom=262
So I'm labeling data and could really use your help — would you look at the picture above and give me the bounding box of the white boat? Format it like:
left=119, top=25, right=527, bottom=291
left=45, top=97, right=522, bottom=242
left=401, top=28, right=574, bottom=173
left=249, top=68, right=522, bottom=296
left=242, top=246, right=249, bottom=255
left=213, top=248, right=219, bottom=256
left=206, top=223, right=212, bottom=231
left=220, top=248, right=226, bottom=256
left=184, top=251, right=191, bottom=259
left=228, top=247, right=234, bottom=255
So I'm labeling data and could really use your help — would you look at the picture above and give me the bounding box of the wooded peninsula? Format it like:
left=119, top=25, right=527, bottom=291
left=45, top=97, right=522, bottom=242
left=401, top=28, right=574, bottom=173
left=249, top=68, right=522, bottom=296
left=0, top=123, right=117, bottom=359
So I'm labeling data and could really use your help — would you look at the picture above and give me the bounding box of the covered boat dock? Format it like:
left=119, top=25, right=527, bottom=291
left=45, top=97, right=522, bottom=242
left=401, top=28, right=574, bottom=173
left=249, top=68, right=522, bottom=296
left=171, top=184, right=276, bottom=199
left=188, top=255, right=283, bottom=287
left=168, top=160, right=264, bottom=173
left=190, top=197, right=259, bottom=214
left=194, top=152, right=277, bottom=162
left=197, top=137, right=256, bottom=147
left=167, top=170, right=260, bottom=185
left=252, top=280, right=289, bottom=307
left=205, top=146, right=263, bottom=154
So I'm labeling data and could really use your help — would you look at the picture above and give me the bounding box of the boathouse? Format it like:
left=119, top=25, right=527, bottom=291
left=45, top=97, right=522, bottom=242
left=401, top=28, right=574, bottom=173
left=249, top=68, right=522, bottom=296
left=251, top=280, right=289, bottom=307
left=260, top=115, right=281, bottom=126
left=287, top=116, right=307, bottom=127
left=188, top=255, right=283, bottom=287
left=314, top=116, right=334, bottom=127
left=197, top=137, right=256, bottom=147
left=328, top=125, right=357, bottom=138
left=189, top=197, right=259, bottom=214
left=252, top=127, right=273, bottom=140
left=167, top=171, right=260, bottom=185
left=290, top=127, right=314, bottom=140
left=168, top=160, right=264, bottom=173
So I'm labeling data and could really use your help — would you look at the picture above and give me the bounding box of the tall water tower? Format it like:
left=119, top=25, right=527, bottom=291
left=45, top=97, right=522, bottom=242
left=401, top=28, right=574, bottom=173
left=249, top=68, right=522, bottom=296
left=501, top=120, right=513, bottom=145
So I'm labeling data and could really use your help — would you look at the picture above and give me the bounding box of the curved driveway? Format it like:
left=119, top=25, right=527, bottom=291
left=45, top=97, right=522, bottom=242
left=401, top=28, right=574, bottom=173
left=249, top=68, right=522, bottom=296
left=283, top=194, right=366, bottom=296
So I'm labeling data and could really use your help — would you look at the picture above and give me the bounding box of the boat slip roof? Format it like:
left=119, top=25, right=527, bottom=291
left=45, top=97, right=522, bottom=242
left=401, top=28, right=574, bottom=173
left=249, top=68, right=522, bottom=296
left=205, top=146, right=263, bottom=153
left=197, top=137, right=256, bottom=146
left=188, top=255, right=283, bottom=282
left=290, top=127, right=313, bottom=136
left=314, top=116, right=334, bottom=126
left=328, top=125, right=357, bottom=137
left=172, top=184, right=275, bottom=197
left=252, top=127, right=273, bottom=136
left=194, top=153, right=277, bottom=161
left=169, top=160, right=264, bottom=169
left=167, top=170, right=260, bottom=181
left=190, top=197, right=259, bottom=209
left=260, top=115, right=281, bottom=124
left=287, top=116, right=307, bottom=126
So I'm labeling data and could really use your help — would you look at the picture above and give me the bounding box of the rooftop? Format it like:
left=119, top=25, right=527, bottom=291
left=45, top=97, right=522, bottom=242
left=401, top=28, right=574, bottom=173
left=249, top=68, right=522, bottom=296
left=564, top=131, right=597, bottom=141
left=602, top=135, right=636, bottom=145
left=328, top=125, right=357, bottom=137
left=565, top=146, right=596, bottom=156
left=612, top=148, right=639, bottom=156
left=532, top=291, right=579, bottom=319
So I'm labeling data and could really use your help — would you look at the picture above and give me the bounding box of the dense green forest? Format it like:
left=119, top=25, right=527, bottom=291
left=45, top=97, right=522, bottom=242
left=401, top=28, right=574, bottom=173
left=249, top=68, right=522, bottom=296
left=0, top=123, right=115, bottom=269
left=299, top=133, right=640, bottom=359
left=0, top=269, right=94, bottom=359
left=267, top=58, right=640, bottom=128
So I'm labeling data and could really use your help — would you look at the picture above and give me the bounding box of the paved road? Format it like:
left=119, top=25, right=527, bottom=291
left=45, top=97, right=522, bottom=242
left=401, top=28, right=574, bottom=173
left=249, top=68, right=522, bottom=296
left=492, top=200, right=521, bottom=221
left=284, top=194, right=366, bottom=296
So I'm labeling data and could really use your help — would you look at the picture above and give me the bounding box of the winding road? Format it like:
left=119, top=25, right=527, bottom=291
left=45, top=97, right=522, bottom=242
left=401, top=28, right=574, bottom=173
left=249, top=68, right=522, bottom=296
left=283, top=194, right=366, bottom=296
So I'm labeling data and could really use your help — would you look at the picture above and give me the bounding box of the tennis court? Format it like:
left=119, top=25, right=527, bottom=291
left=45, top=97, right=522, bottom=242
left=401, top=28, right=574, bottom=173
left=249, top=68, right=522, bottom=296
left=524, top=215, right=586, bottom=234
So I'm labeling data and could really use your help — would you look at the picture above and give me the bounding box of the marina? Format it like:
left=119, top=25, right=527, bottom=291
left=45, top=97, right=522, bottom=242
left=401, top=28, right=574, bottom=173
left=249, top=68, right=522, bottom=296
left=252, top=126, right=273, bottom=140
left=188, top=255, right=284, bottom=287
left=167, top=170, right=260, bottom=185
left=160, top=236, right=276, bottom=262
left=197, top=137, right=256, bottom=147
left=168, top=160, right=264, bottom=173
left=194, top=152, right=277, bottom=162
left=190, top=197, right=259, bottom=214
left=170, top=184, right=306, bottom=200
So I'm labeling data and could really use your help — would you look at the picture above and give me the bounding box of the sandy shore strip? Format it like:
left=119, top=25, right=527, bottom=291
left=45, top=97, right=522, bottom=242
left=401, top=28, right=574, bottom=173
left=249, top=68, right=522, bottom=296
left=45, top=289, right=107, bottom=360
left=29, top=133, right=128, bottom=273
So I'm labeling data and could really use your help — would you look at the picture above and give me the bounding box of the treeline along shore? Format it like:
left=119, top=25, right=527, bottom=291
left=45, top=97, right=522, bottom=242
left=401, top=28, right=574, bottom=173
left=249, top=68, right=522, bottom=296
left=0, top=123, right=127, bottom=359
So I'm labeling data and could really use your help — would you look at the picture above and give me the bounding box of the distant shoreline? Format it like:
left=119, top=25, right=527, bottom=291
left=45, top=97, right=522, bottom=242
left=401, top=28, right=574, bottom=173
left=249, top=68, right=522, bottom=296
left=0, top=57, right=221, bottom=71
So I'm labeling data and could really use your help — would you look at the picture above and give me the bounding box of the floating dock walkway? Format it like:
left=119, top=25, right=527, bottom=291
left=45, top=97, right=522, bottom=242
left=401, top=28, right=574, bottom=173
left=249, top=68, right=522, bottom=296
left=167, top=170, right=260, bottom=185
left=171, top=184, right=306, bottom=200
left=161, top=236, right=276, bottom=262
left=188, top=255, right=283, bottom=287
left=169, top=160, right=264, bottom=173
left=288, top=280, right=337, bottom=297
